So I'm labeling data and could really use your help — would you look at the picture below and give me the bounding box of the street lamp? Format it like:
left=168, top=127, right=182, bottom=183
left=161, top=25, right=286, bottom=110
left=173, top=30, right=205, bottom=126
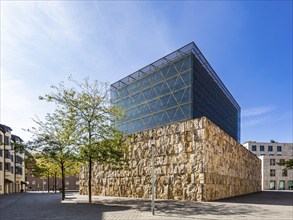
left=150, top=137, right=155, bottom=215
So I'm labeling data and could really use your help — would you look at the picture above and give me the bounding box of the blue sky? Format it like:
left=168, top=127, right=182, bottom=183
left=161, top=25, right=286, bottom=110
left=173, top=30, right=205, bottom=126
left=1, top=1, right=292, bottom=143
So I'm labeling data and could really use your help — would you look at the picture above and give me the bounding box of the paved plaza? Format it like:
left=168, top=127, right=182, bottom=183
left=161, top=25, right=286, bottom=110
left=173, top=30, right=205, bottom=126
left=0, top=191, right=292, bottom=220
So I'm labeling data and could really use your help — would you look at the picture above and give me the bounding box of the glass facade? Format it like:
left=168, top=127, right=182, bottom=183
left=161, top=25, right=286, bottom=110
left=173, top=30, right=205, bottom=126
left=111, top=42, right=240, bottom=141
left=111, top=54, right=192, bottom=135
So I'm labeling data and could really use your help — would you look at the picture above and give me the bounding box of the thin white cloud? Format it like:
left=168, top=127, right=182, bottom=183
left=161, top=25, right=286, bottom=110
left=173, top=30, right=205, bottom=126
left=242, top=106, right=276, bottom=117
left=0, top=72, right=55, bottom=141
left=1, top=1, right=174, bottom=142
left=241, top=107, right=292, bottom=128
left=242, top=117, right=268, bottom=127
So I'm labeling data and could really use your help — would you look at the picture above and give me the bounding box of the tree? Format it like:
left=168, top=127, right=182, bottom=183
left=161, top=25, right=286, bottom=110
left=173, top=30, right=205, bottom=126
left=277, top=159, right=293, bottom=170
left=27, top=108, right=79, bottom=200
left=25, top=153, right=53, bottom=192
left=40, top=77, right=126, bottom=203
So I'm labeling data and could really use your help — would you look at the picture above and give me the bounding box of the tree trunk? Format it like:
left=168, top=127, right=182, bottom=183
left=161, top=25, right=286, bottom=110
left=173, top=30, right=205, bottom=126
left=47, top=174, right=50, bottom=193
left=54, top=172, right=57, bottom=193
left=61, top=163, right=65, bottom=200
left=88, top=122, right=92, bottom=203
left=88, top=157, right=92, bottom=203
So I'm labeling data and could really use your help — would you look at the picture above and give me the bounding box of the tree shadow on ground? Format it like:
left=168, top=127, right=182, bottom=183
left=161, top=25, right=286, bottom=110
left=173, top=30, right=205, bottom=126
left=0, top=193, right=131, bottom=220
left=214, top=191, right=293, bottom=206
left=96, top=197, right=275, bottom=219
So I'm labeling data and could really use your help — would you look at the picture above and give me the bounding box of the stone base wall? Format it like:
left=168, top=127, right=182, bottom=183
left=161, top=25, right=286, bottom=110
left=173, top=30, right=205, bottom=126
left=80, top=117, right=261, bottom=201
left=202, top=119, right=261, bottom=200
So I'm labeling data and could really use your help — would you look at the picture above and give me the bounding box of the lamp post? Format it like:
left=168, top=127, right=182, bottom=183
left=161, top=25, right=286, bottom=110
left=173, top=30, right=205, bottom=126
left=150, top=137, right=155, bottom=215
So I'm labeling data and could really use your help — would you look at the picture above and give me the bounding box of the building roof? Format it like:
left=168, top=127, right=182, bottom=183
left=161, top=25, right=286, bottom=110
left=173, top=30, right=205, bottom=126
left=111, top=42, right=240, bottom=111
left=0, top=124, right=12, bottom=133
left=243, top=141, right=293, bottom=145
left=11, top=134, right=23, bottom=143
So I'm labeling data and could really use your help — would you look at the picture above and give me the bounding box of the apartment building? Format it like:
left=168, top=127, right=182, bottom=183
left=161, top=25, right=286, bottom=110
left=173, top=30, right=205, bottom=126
left=244, top=141, right=293, bottom=190
left=0, top=124, right=26, bottom=194
left=25, top=173, right=79, bottom=192
left=25, top=152, right=79, bottom=192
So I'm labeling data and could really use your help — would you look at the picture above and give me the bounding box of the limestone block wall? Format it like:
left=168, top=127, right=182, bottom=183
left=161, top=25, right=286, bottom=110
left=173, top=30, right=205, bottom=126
left=80, top=117, right=261, bottom=201
left=202, top=119, right=261, bottom=200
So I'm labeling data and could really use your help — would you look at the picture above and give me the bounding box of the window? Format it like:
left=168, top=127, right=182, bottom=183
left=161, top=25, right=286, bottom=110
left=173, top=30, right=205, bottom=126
left=0, top=134, right=3, bottom=143
left=270, top=181, right=275, bottom=190
left=11, top=166, right=13, bottom=173
left=0, top=162, right=2, bottom=170
left=270, top=159, right=275, bottom=166
left=17, top=156, right=23, bottom=164
left=5, top=163, right=11, bottom=171
left=4, top=136, right=10, bottom=145
left=268, top=146, right=273, bottom=151
left=282, top=169, right=288, bottom=177
left=289, top=181, right=293, bottom=190
left=270, top=169, right=275, bottom=177
left=0, top=149, right=2, bottom=157
left=277, top=146, right=282, bottom=152
left=279, top=159, right=285, bottom=164
left=32, top=180, right=36, bottom=185
left=278, top=180, right=285, bottom=190
left=252, top=145, right=256, bottom=151
left=5, top=151, right=10, bottom=158
left=260, top=145, right=264, bottom=151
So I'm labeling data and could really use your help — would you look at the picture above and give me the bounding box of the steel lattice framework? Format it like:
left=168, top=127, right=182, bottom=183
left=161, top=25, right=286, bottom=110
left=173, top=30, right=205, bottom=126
left=111, top=42, right=240, bottom=141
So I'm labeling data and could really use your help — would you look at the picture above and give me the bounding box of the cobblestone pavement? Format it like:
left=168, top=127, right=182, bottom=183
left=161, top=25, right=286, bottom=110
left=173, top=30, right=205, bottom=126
left=0, top=191, right=292, bottom=220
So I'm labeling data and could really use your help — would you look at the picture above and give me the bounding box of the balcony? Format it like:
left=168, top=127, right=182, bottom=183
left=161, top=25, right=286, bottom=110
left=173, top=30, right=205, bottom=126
left=5, top=171, right=12, bottom=178
left=3, top=144, right=12, bottom=150
left=4, top=157, right=11, bottom=163
left=16, top=174, right=24, bottom=181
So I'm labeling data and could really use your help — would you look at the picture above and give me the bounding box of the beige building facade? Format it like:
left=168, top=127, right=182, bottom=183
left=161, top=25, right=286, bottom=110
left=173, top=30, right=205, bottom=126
left=0, top=124, right=26, bottom=194
left=80, top=117, right=261, bottom=201
left=243, top=141, right=293, bottom=190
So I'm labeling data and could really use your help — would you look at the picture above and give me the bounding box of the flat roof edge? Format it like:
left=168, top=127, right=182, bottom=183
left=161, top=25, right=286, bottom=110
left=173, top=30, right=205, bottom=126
left=111, top=42, right=240, bottom=110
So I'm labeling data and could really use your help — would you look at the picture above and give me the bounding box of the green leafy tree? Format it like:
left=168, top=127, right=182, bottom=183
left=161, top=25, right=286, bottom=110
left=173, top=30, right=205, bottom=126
left=27, top=108, right=79, bottom=200
left=25, top=153, right=50, bottom=191
left=277, top=159, right=293, bottom=170
left=41, top=77, right=126, bottom=203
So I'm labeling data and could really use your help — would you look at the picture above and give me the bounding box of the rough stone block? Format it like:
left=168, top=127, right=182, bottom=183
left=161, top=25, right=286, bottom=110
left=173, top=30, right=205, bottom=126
left=79, top=117, right=261, bottom=202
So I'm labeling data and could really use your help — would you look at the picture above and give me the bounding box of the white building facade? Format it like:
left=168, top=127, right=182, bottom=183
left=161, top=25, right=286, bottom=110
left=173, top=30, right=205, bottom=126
left=244, top=141, right=293, bottom=190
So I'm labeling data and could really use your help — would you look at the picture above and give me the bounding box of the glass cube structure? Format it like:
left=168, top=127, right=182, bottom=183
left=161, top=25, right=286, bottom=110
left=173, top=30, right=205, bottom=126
left=111, top=42, right=240, bottom=142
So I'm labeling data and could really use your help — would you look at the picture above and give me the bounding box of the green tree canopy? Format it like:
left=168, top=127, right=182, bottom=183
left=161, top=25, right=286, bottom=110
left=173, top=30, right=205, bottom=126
left=277, top=159, right=293, bottom=170
left=40, top=77, right=127, bottom=203
left=27, top=108, right=79, bottom=200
